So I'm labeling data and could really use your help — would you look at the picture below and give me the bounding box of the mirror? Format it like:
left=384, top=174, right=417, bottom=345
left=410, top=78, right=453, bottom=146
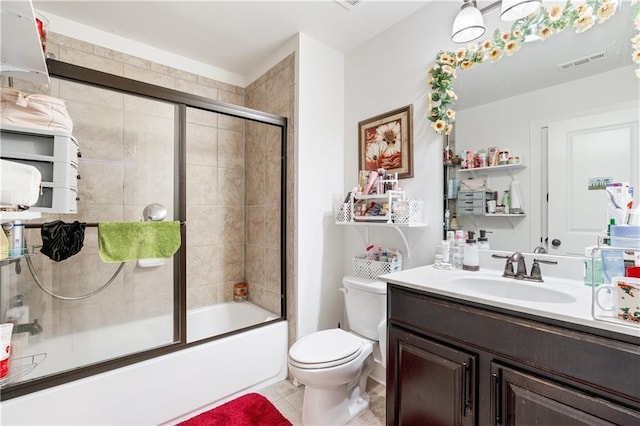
left=442, top=1, right=639, bottom=255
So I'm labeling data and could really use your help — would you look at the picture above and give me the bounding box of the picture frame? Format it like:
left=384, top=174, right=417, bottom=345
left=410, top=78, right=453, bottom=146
left=358, top=104, right=413, bottom=179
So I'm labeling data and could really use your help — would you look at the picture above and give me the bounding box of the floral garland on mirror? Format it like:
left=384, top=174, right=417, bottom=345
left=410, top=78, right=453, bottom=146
left=428, top=0, right=627, bottom=135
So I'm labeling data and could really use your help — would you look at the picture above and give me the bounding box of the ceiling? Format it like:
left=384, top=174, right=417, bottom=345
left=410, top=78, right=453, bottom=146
left=33, top=0, right=432, bottom=79
left=30, top=1, right=634, bottom=102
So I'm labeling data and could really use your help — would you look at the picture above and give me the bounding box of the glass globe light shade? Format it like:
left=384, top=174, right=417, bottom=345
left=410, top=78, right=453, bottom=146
left=451, top=4, right=485, bottom=43
left=500, top=0, right=542, bottom=21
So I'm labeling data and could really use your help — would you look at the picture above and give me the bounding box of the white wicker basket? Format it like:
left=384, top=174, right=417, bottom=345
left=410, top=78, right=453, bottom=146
left=335, top=202, right=351, bottom=223
left=352, top=254, right=402, bottom=280
left=393, top=199, right=424, bottom=224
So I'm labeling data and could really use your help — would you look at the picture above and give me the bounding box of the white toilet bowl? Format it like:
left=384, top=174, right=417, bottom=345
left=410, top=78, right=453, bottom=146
left=288, top=328, right=375, bottom=426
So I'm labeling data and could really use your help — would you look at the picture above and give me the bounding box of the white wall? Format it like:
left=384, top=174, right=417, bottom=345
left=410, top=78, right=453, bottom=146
left=295, top=33, right=346, bottom=338
left=43, top=11, right=246, bottom=86
left=343, top=2, right=454, bottom=273
left=456, top=65, right=639, bottom=252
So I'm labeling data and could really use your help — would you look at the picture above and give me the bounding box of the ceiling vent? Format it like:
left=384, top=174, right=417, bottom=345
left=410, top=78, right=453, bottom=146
left=557, top=51, right=607, bottom=72
left=336, top=0, right=361, bottom=11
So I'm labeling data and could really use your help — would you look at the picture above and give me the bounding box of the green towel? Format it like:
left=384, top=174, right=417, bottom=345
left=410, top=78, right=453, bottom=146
left=98, top=221, right=181, bottom=263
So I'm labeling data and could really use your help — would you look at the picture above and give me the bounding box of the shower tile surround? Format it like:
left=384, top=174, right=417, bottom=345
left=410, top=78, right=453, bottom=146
left=1, top=33, right=295, bottom=356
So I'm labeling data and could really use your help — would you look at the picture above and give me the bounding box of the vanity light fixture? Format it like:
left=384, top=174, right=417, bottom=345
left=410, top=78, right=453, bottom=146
left=500, top=0, right=541, bottom=21
left=451, top=0, right=486, bottom=43
left=451, top=0, right=543, bottom=43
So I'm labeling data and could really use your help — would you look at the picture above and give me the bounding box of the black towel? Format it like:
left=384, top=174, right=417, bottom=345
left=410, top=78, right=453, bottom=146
left=40, top=221, right=86, bottom=262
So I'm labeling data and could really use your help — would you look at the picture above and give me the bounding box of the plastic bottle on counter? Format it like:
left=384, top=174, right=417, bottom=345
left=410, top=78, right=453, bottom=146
left=446, top=231, right=455, bottom=265
left=584, top=246, right=603, bottom=286
left=453, top=230, right=465, bottom=269
left=463, top=231, right=480, bottom=271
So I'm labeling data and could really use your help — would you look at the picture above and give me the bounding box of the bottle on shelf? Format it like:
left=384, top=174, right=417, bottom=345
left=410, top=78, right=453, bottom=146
left=502, top=190, right=510, bottom=214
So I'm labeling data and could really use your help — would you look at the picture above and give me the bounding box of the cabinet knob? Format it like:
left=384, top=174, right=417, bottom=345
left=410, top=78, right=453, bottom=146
left=551, top=239, right=561, bottom=247
left=75, top=197, right=80, bottom=201
left=77, top=151, right=82, bottom=158
left=77, top=174, right=81, bottom=180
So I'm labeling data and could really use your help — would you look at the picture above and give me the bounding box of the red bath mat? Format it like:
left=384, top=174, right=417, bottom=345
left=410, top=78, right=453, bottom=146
left=177, top=392, right=292, bottom=426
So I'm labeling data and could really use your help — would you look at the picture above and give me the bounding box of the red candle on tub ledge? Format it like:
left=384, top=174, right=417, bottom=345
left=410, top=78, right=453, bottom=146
left=234, top=282, right=248, bottom=302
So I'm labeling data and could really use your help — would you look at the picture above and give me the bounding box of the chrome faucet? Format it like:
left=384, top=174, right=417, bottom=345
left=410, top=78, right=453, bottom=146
left=493, top=251, right=527, bottom=279
left=508, top=252, right=528, bottom=279
left=527, top=258, right=558, bottom=282
left=492, top=253, right=558, bottom=282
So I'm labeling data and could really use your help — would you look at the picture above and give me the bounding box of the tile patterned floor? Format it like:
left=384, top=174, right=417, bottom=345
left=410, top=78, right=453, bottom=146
left=259, top=378, right=386, bottom=426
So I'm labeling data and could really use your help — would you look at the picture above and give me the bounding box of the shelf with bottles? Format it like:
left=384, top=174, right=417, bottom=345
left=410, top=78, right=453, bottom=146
left=483, top=213, right=527, bottom=218
left=590, top=231, right=640, bottom=330
left=335, top=191, right=427, bottom=226
left=458, top=163, right=525, bottom=175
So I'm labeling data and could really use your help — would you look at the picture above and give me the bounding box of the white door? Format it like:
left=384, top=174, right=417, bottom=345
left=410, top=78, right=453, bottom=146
left=548, top=108, right=639, bottom=255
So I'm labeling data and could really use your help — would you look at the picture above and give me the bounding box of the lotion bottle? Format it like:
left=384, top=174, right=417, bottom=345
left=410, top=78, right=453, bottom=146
left=478, top=229, right=490, bottom=249
left=463, top=231, right=480, bottom=271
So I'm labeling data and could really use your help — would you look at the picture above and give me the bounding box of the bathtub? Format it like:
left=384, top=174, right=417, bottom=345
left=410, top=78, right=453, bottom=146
left=1, top=302, right=288, bottom=425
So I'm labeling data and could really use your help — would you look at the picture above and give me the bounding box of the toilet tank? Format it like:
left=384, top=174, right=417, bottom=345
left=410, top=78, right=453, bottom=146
left=342, top=275, right=387, bottom=341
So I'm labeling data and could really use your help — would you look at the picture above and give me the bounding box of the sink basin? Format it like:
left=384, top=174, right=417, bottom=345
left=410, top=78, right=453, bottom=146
left=450, top=277, right=577, bottom=303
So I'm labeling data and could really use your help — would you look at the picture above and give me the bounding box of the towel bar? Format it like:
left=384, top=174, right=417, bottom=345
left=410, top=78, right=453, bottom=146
left=25, top=221, right=186, bottom=229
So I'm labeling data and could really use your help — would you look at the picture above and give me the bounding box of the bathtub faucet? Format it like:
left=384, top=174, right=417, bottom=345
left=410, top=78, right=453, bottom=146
left=13, top=319, right=43, bottom=336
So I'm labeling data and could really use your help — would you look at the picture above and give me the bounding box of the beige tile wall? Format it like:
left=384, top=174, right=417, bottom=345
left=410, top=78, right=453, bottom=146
left=245, top=54, right=296, bottom=344
left=185, top=107, right=247, bottom=308
left=1, top=34, right=295, bottom=348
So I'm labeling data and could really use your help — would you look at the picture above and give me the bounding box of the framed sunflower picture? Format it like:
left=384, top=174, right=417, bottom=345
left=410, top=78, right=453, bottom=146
left=358, top=104, right=413, bottom=179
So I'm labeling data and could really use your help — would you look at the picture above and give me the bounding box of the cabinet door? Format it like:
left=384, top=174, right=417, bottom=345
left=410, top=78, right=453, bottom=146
left=388, top=326, right=476, bottom=426
left=492, top=363, right=640, bottom=425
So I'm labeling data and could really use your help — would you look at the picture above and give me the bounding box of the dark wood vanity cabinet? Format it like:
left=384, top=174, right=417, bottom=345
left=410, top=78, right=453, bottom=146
left=387, top=284, right=640, bottom=426
left=389, top=326, right=476, bottom=425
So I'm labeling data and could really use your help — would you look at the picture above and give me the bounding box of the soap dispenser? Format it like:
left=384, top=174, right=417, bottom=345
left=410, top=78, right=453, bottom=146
left=478, top=229, right=491, bottom=249
left=463, top=231, right=480, bottom=271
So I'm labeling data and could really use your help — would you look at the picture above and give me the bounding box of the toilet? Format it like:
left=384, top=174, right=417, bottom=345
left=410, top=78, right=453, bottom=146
left=288, top=275, right=387, bottom=426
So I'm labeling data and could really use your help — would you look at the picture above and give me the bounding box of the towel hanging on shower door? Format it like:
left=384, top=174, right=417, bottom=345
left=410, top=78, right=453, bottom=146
left=40, top=220, right=86, bottom=262
left=98, top=221, right=181, bottom=263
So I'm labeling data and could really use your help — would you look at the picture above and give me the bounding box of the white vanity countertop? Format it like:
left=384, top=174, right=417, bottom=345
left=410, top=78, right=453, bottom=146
left=382, top=265, right=640, bottom=339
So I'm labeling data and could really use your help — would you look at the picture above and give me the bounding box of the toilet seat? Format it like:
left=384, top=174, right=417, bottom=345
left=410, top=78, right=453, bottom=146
left=289, top=329, right=364, bottom=369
